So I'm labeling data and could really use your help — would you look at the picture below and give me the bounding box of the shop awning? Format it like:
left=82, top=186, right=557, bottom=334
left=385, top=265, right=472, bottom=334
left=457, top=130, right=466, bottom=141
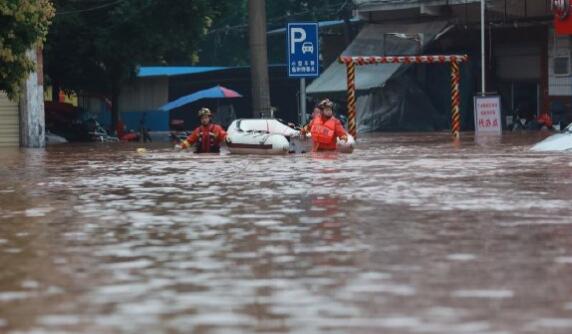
left=306, top=21, right=450, bottom=95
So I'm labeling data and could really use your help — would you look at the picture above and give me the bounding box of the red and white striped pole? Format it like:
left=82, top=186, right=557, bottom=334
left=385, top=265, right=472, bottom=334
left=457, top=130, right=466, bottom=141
left=345, top=60, right=357, bottom=138
left=451, top=60, right=461, bottom=138
left=339, top=55, right=468, bottom=138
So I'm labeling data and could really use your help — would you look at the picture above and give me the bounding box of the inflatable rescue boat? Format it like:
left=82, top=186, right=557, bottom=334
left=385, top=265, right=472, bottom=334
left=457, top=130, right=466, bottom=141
left=225, top=119, right=355, bottom=155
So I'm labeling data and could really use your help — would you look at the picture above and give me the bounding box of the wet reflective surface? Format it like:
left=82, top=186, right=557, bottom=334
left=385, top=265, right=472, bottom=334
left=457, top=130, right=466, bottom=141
left=1, top=132, right=572, bottom=333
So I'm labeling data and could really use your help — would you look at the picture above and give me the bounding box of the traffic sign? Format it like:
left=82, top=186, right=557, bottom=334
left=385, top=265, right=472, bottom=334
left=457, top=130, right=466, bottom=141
left=287, top=23, right=319, bottom=78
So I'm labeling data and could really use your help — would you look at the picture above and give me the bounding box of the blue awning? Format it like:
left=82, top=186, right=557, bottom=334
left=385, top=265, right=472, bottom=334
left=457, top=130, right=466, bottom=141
left=137, top=66, right=227, bottom=77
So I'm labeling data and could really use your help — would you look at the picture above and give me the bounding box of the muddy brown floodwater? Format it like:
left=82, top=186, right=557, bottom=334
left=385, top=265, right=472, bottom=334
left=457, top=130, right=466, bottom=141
left=1, top=132, right=572, bottom=334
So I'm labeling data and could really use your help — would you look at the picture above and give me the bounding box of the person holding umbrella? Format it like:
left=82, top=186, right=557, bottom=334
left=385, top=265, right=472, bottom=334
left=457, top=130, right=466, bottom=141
left=177, top=108, right=227, bottom=153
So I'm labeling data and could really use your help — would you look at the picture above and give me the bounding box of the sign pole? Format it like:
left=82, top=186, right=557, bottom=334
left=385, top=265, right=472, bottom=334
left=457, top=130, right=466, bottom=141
left=300, top=78, right=306, bottom=124
left=481, top=0, right=486, bottom=96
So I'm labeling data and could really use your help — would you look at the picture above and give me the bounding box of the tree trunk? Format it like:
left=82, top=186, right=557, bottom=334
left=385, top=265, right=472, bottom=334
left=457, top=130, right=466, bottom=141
left=248, top=0, right=271, bottom=118
left=19, top=48, right=45, bottom=148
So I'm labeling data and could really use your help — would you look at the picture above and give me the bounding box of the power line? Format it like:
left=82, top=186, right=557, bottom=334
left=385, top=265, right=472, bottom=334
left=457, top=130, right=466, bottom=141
left=55, top=0, right=127, bottom=15
left=206, top=2, right=347, bottom=36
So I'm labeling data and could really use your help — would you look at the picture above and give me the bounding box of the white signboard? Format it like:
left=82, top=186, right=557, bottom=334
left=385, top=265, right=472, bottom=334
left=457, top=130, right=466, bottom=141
left=474, top=96, right=502, bottom=135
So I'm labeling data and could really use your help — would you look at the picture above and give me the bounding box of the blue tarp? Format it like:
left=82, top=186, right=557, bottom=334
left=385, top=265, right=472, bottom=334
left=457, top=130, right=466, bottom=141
left=137, top=66, right=227, bottom=77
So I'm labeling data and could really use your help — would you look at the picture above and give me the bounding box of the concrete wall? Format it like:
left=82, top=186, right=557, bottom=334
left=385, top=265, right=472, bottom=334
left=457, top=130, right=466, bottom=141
left=358, top=0, right=551, bottom=23
left=0, top=92, right=19, bottom=147
left=488, top=0, right=551, bottom=18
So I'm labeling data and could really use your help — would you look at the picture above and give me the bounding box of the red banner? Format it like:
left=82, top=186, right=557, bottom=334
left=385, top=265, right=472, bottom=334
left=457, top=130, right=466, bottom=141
left=554, top=0, right=572, bottom=35
left=555, top=16, right=572, bottom=35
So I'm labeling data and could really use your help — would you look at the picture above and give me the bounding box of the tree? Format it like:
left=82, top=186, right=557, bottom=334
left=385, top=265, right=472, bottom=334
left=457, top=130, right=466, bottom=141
left=44, top=0, right=228, bottom=130
left=197, top=0, right=349, bottom=66
left=249, top=0, right=271, bottom=117
left=0, top=0, right=54, bottom=99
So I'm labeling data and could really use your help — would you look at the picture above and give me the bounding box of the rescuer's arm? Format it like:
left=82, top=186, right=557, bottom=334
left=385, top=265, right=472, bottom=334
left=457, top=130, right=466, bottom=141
left=216, top=126, right=227, bottom=145
left=335, top=120, right=348, bottom=141
left=301, top=120, right=313, bottom=136
left=178, top=128, right=199, bottom=149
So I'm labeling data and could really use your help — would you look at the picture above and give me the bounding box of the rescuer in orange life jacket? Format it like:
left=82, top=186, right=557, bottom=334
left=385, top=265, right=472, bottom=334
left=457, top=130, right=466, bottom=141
left=301, top=99, right=348, bottom=151
left=177, top=108, right=227, bottom=153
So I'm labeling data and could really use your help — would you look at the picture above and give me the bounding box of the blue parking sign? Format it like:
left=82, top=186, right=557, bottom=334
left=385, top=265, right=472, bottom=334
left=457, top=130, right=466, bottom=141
left=287, top=23, right=319, bottom=78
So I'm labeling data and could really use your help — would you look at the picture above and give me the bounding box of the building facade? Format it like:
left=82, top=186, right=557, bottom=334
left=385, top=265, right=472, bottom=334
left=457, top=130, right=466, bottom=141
left=324, top=0, right=562, bottom=131
left=1, top=48, right=45, bottom=148
left=0, top=92, right=19, bottom=147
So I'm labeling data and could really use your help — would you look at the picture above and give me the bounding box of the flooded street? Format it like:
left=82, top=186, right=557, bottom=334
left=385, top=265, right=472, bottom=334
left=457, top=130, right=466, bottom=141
left=1, top=132, right=572, bottom=333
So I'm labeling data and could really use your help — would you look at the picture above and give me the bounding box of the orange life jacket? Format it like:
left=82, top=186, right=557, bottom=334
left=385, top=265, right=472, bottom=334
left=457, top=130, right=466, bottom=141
left=311, top=117, right=336, bottom=145
left=196, top=124, right=221, bottom=153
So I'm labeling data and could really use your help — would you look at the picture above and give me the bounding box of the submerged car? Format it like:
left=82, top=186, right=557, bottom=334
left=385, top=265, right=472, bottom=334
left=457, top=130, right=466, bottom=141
left=531, top=123, right=572, bottom=152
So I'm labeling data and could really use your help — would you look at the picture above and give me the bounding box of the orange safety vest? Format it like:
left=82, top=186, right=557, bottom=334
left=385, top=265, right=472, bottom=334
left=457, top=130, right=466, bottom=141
left=311, top=116, right=338, bottom=150
left=311, top=116, right=339, bottom=151
left=196, top=124, right=223, bottom=153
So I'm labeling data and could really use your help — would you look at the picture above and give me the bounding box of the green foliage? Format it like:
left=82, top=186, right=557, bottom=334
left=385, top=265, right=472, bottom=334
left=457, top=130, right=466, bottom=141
left=44, top=0, right=349, bottom=95
left=44, top=0, right=228, bottom=94
left=0, top=0, right=55, bottom=99
left=198, top=0, right=349, bottom=66
left=44, top=0, right=349, bottom=97
left=44, top=0, right=229, bottom=126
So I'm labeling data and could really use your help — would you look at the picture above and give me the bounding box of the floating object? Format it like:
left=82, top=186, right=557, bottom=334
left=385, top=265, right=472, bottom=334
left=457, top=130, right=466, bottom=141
left=336, top=135, right=355, bottom=153
left=136, top=148, right=147, bottom=154
left=45, top=130, right=68, bottom=145
left=225, top=119, right=355, bottom=155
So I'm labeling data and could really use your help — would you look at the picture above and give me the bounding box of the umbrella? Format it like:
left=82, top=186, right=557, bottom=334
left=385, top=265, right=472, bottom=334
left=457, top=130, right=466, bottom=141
left=159, top=85, right=242, bottom=112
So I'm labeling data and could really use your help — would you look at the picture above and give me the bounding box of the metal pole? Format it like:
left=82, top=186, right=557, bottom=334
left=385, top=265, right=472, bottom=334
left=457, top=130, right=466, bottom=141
left=248, top=0, right=271, bottom=118
left=481, top=0, right=486, bottom=96
left=300, top=78, right=306, bottom=124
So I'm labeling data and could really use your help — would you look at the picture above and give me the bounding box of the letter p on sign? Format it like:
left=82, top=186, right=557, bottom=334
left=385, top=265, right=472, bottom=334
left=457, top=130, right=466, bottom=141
left=290, top=28, right=306, bottom=54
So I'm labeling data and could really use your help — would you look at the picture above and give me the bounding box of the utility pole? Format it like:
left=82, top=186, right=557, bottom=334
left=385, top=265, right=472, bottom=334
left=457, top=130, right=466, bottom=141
left=340, top=1, right=353, bottom=46
left=481, top=0, right=486, bottom=96
left=248, top=0, right=271, bottom=118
